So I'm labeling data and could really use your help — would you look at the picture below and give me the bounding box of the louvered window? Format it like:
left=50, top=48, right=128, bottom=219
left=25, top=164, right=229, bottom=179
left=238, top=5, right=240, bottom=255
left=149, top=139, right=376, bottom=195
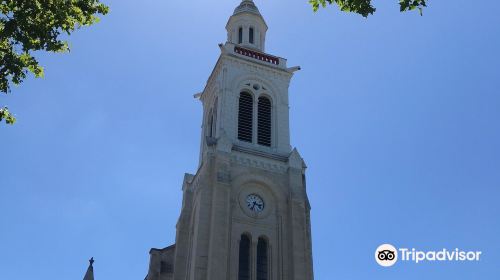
left=256, top=238, right=268, bottom=280
left=238, top=27, right=243, bottom=44
left=238, top=235, right=251, bottom=280
left=238, top=92, right=253, bottom=143
left=257, top=96, right=271, bottom=146
left=249, top=27, right=254, bottom=44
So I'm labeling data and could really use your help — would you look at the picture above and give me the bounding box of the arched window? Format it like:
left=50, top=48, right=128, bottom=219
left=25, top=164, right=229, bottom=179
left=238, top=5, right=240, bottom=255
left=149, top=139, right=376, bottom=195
left=212, top=97, right=218, bottom=137
left=249, top=27, right=254, bottom=44
left=238, top=234, right=251, bottom=280
left=238, top=92, right=253, bottom=143
left=257, top=237, right=268, bottom=280
left=208, top=112, right=214, bottom=137
left=257, top=96, right=271, bottom=146
left=238, top=27, right=243, bottom=44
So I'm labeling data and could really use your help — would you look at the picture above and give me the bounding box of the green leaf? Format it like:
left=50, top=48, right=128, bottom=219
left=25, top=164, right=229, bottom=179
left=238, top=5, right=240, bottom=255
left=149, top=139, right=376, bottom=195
left=309, top=0, right=427, bottom=17
left=0, top=107, right=16, bottom=125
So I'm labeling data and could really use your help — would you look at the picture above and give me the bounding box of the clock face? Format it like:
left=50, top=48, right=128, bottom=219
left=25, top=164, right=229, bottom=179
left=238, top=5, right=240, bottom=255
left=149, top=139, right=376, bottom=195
left=246, top=194, right=265, bottom=213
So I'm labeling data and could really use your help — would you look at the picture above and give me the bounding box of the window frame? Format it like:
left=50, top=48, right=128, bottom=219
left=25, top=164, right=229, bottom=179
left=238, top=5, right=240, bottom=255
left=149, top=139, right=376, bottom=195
left=238, top=27, right=243, bottom=44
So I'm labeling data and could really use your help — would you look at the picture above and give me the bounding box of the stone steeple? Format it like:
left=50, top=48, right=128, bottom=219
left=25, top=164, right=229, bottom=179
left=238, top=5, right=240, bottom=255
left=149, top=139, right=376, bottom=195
left=145, top=1, right=313, bottom=279
left=83, top=258, right=94, bottom=280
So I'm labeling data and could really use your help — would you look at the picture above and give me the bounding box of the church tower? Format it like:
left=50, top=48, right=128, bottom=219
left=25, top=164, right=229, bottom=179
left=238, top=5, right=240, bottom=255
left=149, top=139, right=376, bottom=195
left=146, top=1, right=314, bottom=279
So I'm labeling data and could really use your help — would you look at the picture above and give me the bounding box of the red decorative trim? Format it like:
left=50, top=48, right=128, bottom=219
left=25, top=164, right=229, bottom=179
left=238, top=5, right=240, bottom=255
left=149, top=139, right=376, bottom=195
left=234, top=46, right=279, bottom=65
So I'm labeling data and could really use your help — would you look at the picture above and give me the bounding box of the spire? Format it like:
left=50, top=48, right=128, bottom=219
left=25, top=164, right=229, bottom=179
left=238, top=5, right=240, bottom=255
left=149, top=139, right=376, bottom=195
left=83, top=258, right=94, bottom=280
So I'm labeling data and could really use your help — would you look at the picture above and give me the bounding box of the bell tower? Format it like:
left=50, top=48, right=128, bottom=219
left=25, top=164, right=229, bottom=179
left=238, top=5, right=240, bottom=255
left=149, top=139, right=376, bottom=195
left=226, top=0, right=268, bottom=51
left=146, top=1, right=314, bottom=280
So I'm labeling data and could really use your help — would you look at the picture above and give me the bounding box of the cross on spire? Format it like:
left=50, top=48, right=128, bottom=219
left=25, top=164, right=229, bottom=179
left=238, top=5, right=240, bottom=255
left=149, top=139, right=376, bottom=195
left=83, top=257, right=95, bottom=280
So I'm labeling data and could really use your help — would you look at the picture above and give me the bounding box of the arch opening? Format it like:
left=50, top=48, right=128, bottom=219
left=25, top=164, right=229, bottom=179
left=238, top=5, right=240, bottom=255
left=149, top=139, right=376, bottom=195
left=238, top=27, right=243, bottom=44
left=238, top=234, right=251, bottom=280
left=249, top=27, right=255, bottom=44
left=257, top=237, right=268, bottom=280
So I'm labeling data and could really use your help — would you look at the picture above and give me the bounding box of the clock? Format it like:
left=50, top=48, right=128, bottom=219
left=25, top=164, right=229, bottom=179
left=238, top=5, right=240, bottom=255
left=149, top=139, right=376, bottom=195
left=246, top=194, right=264, bottom=213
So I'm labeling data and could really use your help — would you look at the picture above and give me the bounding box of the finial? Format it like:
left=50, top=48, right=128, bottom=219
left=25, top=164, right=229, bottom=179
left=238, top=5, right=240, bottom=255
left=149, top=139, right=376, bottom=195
left=83, top=257, right=95, bottom=280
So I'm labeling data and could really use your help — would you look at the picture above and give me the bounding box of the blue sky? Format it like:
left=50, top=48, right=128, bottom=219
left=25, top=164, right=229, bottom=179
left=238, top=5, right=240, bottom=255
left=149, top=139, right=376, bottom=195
left=1, top=0, right=499, bottom=279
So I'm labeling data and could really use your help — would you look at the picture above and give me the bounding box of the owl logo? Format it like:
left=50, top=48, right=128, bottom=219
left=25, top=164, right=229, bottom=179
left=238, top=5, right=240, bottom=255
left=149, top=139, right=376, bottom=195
left=375, top=244, right=398, bottom=267
left=377, top=250, right=396, bottom=261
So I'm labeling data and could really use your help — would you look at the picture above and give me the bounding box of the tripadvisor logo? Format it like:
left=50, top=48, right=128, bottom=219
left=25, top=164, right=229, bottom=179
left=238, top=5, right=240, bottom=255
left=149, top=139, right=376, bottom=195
left=375, top=244, right=482, bottom=267
left=375, top=244, right=398, bottom=267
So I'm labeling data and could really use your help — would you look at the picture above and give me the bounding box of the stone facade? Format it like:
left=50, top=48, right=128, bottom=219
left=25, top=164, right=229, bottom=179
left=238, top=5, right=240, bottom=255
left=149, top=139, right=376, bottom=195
left=146, top=1, right=313, bottom=280
left=147, top=246, right=176, bottom=280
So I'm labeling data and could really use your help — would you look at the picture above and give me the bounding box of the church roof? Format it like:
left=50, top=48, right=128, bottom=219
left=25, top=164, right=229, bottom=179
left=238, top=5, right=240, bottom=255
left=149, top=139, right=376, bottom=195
left=233, top=0, right=261, bottom=16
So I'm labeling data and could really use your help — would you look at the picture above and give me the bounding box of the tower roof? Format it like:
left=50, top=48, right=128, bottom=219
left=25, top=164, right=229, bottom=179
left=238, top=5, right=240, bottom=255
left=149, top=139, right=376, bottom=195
left=227, top=0, right=267, bottom=31
left=233, top=0, right=261, bottom=17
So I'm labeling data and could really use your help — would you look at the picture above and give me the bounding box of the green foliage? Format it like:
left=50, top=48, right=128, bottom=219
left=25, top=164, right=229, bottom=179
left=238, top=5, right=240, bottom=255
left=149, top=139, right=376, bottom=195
left=0, top=0, right=109, bottom=93
left=0, top=106, right=15, bottom=124
left=1, top=0, right=108, bottom=125
left=399, top=0, right=427, bottom=15
left=310, top=0, right=427, bottom=17
left=309, top=0, right=376, bottom=17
